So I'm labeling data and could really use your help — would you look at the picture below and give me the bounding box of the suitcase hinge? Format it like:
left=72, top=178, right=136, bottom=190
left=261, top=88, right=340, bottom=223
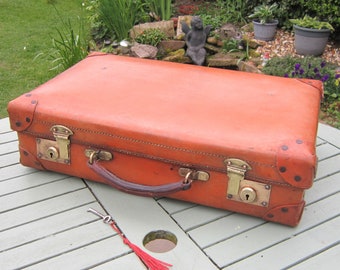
left=225, top=158, right=251, bottom=196
left=36, top=125, right=73, bottom=164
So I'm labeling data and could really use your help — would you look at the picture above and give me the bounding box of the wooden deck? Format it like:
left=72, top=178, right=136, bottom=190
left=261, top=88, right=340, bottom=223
left=1, top=116, right=339, bottom=270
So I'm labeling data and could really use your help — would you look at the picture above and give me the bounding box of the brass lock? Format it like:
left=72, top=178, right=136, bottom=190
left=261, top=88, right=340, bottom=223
left=239, top=187, right=257, bottom=203
left=36, top=125, right=73, bottom=164
left=225, top=158, right=271, bottom=207
left=47, top=146, right=59, bottom=160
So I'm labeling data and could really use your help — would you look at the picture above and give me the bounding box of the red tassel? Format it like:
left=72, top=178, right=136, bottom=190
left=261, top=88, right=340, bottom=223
left=110, top=222, right=172, bottom=270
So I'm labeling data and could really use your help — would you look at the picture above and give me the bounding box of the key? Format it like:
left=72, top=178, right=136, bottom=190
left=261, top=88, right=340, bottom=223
left=87, top=208, right=112, bottom=223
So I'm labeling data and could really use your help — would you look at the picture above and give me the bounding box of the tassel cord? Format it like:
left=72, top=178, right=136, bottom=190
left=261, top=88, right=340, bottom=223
left=110, top=221, right=172, bottom=270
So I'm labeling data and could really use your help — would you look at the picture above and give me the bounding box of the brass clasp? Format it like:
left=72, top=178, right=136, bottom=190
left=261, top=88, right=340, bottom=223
left=36, top=125, right=73, bottom=164
left=225, top=158, right=251, bottom=196
left=225, top=158, right=271, bottom=207
left=178, top=167, right=210, bottom=181
left=85, top=149, right=113, bottom=164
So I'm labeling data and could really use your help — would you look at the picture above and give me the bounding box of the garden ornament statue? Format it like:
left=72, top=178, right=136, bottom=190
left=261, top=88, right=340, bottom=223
left=181, top=16, right=211, bottom=66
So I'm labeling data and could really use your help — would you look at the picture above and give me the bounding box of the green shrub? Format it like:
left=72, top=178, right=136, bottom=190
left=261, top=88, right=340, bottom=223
left=98, top=0, right=143, bottom=41
left=248, top=3, right=279, bottom=24
left=290, top=15, right=334, bottom=31
left=37, top=7, right=90, bottom=72
left=135, top=28, right=167, bottom=46
left=262, top=56, right=340, bottom=103
left=83, top=0, right=109, bottom=40
left=195, top=0, right=248, bottom=30
left=50, top=18, right=89, bottom=71
left=144, top=0, right=173, bottom=21
left=301, top=0, right=340, bottom=32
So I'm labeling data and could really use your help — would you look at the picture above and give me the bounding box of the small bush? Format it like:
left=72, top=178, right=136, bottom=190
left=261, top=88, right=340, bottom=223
left=144, top=0, right=173, bottom=21
left=262, top=56, right=340, bottom=103
left=135, top=28, right=167, bottom=46
left=195, top=0, right=248, bottom=30
left=38, top=8, right=90, bottom=72
left=98, top=0, right=143, bottom=41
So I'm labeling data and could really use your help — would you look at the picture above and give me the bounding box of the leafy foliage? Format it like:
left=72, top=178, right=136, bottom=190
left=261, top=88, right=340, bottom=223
left=47, top=14, right=89, bottom=71
left=262, top=56, right=340, bottom=103
left=290, top=16, right=334, bottom=31
left=135, top=28, right=168, bottom=46
left=248, top=3, right=279, bottom=24
left=195, top=0, right=248, bottom=30
left=263, top=56, right=340, bottom=128
left=98, top=0, right=143, bottom=41
left=143, top=0, right=173, bottom=21
left=83, top=0, right=109, bottom=40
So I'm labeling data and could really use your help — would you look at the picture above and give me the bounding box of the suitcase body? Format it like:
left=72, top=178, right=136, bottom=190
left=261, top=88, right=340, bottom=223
left=8, top=53, right=323, bottom=226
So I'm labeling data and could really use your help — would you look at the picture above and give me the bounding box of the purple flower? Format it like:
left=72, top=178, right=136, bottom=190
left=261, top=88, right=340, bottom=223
left=308, top=63, right=312, bottom=69
left=291, top=71, right=296, bottom=77
left=299, top=68, right=305, bottom=75
left=314, top=73, right=321, bottom=79
left=320, top=61, right=326, bottom=68
left=295, top=63, right=301, bottom=70
left=314, top=67, right=319, bottom=73
left=284, top=73, right=289, bottom=77
left=321, top=74, right=330, bottom=82
left=335, top=74, right=340, bottom=79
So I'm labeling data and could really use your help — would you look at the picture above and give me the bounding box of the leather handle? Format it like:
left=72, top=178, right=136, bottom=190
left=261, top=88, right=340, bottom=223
left=88, top=159, right=192, bottom=197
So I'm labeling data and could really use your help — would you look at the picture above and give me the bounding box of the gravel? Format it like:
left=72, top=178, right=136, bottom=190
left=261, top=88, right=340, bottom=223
left=253, top=30, right=340, bottom=66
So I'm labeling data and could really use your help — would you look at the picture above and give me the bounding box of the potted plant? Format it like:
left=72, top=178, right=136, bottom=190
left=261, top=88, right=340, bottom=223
left=290, top=16, right=334, bottom=56
left=249, top=3, right=279, bottom=41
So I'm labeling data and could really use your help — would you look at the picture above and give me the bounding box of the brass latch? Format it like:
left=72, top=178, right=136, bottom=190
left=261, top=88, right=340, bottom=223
left=225, top=158, right=271, bottom=207
left=178, top=167, right=210, bottom=181
left=36, top=125, right=73, bottom=164
left=85, top=149, right=113, bottom=163
left=225, top=158, right=251, bottom=196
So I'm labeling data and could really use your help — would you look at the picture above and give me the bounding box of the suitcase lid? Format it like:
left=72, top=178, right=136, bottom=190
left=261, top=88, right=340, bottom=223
left=8, top=53, right=323, bottom=188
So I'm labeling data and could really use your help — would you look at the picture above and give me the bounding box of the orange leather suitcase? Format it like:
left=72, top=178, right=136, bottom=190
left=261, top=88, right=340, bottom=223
left=8, top=53, right=323, bottom=226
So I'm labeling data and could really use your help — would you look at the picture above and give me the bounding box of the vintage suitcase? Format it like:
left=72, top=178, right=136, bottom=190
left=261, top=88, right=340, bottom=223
left=8, top=53, right=323, bottom=226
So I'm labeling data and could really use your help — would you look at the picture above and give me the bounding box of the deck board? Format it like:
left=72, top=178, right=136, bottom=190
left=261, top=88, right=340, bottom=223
left=226, top=217, right=340, bottom=269
left=290, top=244, right=340, bottom=269
left=203, top=193, right=339, bottom=268
left=0, top=189, right=96, bottom=232
left=0, top=118, right=339, bottom=270
left=0, top=202, right=103, bottom=252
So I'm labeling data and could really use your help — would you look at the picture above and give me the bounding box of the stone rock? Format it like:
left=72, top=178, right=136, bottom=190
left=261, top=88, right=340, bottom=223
left=246, top=38, right=264, bottom=49
left=219, top=23, right=242, bottom=40
left=237, top=61, right=262, bottom=74
left=207, top=52, right=244, bottom=67
left=131, top=43, right=158, bottom=59
left=130, top=21, right=175, bottom=39
left=116, top=46, right=131, bottom=55
left=207, top=36, right=218, bottom=45
left=162, top=49, right=191, bottom=63
left=204, top=44, right=221, bottom=54
left=158, top=40, right=185, bottom=54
